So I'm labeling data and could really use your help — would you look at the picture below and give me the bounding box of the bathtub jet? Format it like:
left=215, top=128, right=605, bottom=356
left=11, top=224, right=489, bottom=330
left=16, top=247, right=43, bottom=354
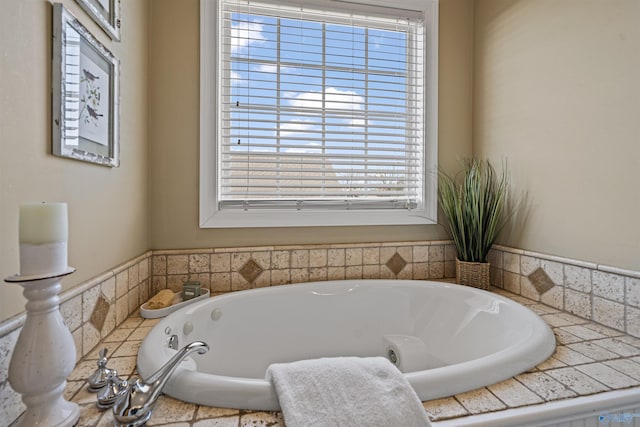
left=137, top=280, right=556, bottom=410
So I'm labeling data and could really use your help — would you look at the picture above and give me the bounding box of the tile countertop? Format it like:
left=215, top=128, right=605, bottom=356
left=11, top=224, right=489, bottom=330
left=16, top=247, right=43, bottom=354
left=60, top=288, right=640, bottom=427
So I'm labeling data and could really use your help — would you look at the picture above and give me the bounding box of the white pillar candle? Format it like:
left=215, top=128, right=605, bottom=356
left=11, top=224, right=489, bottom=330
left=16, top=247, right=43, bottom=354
left=19, top=203, right=69, bottom=276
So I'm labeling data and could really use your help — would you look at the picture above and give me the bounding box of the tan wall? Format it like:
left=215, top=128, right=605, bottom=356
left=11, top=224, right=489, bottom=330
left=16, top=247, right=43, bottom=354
left=0, top=0, right=149, bottom=322
left=473, top=0, right=640, bottom=271
left=148, top=0, right=474, bottom=249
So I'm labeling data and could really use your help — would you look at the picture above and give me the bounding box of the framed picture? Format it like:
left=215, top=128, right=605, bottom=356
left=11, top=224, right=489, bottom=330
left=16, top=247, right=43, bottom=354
left=75, top=0, right=121, bottom=41
left=52, top=4, right=120, bottom=167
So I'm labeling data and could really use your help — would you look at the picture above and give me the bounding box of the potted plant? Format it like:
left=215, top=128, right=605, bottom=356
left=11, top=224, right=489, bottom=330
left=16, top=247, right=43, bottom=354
left=438, top=159, right=512, bottom=289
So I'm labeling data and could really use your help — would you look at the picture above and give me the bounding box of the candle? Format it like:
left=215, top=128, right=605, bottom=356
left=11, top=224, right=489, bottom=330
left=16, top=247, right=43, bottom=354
left=18, top=203, right=69, bottom=276
left=19, top=203, right=68, bottom=244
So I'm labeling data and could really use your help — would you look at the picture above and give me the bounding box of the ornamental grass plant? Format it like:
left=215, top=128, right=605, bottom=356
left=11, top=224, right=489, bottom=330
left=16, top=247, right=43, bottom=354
left=438, top=159, right=512, bottom=263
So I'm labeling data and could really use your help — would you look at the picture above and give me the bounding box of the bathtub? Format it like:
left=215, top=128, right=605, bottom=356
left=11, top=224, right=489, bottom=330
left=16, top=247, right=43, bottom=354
left=137, top=280, right=556, bottom=410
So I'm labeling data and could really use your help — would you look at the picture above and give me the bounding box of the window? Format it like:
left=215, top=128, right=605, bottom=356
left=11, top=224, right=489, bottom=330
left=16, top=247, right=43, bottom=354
left=201, top=0, right=438, bottom=228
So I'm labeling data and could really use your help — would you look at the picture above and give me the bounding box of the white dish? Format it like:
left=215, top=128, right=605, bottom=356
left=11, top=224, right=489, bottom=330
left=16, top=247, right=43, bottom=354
left=140, top=289, right=210, bottom=319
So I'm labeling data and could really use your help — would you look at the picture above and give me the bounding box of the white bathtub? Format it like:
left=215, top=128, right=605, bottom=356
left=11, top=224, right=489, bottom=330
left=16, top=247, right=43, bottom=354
left=137, top=280, right=556, bottom=410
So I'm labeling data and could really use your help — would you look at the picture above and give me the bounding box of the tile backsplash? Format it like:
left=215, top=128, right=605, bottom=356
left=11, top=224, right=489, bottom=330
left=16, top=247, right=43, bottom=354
left=1, top=240, right=639, bottom=426
left=488, top=245, right=640, bottom=338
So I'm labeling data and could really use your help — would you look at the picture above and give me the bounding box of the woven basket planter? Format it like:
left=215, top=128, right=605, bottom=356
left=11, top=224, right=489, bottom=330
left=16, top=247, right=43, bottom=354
left=455, top=259, right=491, bottom=290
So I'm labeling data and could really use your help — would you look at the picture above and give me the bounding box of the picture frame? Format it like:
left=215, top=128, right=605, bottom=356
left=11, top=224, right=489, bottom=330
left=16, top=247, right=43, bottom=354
left=52, top=3, right=120, bottom=167
left=75, top=0, right=121, bottom=41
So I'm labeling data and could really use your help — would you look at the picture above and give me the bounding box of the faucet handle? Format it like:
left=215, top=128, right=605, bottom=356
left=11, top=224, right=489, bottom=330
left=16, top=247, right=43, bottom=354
left=88, top=348, right=114, bottom=392
left=96, top=370, right=127, bottom=409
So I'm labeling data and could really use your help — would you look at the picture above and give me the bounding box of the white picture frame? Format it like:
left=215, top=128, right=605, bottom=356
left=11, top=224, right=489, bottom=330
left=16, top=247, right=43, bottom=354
left=75, top=0, right=121, bottom=41
left=52, top=3, right=120, bottom=167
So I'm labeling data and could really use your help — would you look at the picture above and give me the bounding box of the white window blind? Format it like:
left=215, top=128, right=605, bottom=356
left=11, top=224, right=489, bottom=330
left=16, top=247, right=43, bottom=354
left=218, top=0, right=425, bottom=212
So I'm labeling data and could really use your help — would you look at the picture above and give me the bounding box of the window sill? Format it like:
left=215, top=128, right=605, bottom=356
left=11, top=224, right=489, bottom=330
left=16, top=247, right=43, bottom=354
left=199, top=208, right=436, bottom=228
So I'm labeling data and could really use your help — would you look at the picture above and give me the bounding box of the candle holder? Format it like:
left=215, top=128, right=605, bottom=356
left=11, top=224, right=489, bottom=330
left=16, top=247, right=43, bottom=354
left=4, top=268, right=80, bottom=427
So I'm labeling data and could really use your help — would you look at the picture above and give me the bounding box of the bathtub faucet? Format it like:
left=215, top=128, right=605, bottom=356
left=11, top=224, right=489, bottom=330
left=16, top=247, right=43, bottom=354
left=112, top=341, right=209, bottom=427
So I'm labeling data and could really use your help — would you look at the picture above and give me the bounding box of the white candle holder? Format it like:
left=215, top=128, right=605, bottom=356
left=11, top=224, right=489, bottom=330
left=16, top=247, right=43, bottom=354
left=4, top=268, right=80, bottom=427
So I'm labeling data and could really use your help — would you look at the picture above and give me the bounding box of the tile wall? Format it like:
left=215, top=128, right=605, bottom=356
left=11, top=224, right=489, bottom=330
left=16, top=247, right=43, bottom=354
left=488, top=245, right=640, bottom=338
left=1, top=240, right=639, bottom=426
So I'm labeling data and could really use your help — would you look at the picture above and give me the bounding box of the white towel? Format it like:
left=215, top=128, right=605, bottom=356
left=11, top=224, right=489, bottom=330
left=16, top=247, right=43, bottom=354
left=265, top=356, right=432, bottom=427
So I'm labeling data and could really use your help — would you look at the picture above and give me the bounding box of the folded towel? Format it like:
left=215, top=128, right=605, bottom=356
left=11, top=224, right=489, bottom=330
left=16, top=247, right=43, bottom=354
left=146, top=289, right=174, bottom=309
left=266, top=357, right=432, bottom=427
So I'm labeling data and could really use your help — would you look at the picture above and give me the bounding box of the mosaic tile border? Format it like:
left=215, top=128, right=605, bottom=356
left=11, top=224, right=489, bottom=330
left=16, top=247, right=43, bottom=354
left=149, top=241, right=457, bottom=296
left=488, top=245, right=640, bottom=338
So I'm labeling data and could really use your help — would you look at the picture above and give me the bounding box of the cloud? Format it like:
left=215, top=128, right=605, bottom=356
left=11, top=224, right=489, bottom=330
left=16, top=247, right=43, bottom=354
left=231, top=20, right=266, bottom=53
left=287, top=87, right=365, bottom=112
left=279, top=121, right=320, bottom=137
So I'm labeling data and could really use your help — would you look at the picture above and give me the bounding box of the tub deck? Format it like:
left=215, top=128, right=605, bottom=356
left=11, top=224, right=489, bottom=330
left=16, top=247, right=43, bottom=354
left=63, top=288, right=640, bottom=426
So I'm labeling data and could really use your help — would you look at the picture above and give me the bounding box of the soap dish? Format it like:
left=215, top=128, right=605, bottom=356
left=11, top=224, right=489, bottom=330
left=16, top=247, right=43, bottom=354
left=140, top=289, right=210, bottom=319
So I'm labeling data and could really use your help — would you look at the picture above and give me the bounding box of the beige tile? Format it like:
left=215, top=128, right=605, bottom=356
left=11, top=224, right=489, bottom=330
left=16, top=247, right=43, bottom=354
left=564, top=265, right=592, bottom=293
left=290, top=268, right=309, bottom=284
left=271, top=269, right=290, bottom=286
left=0, top=381, right=25, bottom=426
left=592, top=338, right=640, bottom=357
left=536, top=356, right=567, bottom=371
left=560, top=325, right=606, bottom=340
left=520, top=256, right=541, bottom=276
left=83, top=341, right=121, bottom=360
left=116, top=270, right=129, bottom=299
left=328, top=248, right=345, bottom=267
left=567, top=342, right=619, bottom=361
left=167, top=255, right=189, bottom=275
left=194, top=417, right=241, bottom=427
left=139, top=258, right=150, bottom=281
left=75, top=403, right=104, bottom=427
left=503, top=252, right=520, bottom=274
left=108, top=356, right=138, bottom=377
left=488, top=378, right=544, bottom=407
left=119, top=316, right=144, bottom=329
left=454, top=388, right=506, bottom=414
left=211, top=273, right=232, bottom=292
left=129, top=264, right=140, bottom=289
left=327, top=267, right=345, bottom=281
left=68, top=359, right=100, bottom=381
left=291, top=250, right=309, bottom=268
left=582, top=322, right=624, bottom=337
left=363, top=265, right=380, bottom=279
left=627, top=306, right=640, bottom=338
left=422, top=397, right=468, bottom=421
left=553, top=329, right=583, bottom=345
left=211, top=253, right=231, bottom=272
left=270, top=251, right=290, bottom=269
left=575, top=363, right=639, bottom=389
left=309, top=249, right=328, bottom=267
left=196, top=406, right=240, bottom=419
left=64, top=380, right=84, bottom=401
left=345, top=248, right=363, bottom=266
left=112, top=340, right=142, bottom=358
left=428, top=262, right=445, bottom=279
left=363, top=247, right=380, bottom=265
left=540, top=286, right=564, bottom=310
left=412, top=245, right=429, bottom=263
left=593, top=297, right=625, bottom=331
left=309, top=267, right=328, bottom=282
left=145, top=395, right=196, bottom=425
left=593, top=271, right=625, bottom=303
left=239, top=411, right=285, bottom=426
left=552, top=346, right=595, bottom=365
left=102, top=276, right=116, bottom=302
left=428, top=245, right=444, bottom=263
left=546, top=367, right=609, bottom=395
left=168, top=275, right=189, bottom=292
left=82, top=323, right=101, bottom=358
left=542, top=312, right=587, bottom=328
left=190, top=254, right=211, bottom=273
left=503, top=272, right=520, bottom=294
left=231, top=252, right=251, bottom=272
left=516, top=372, right=577, bottom=401
left=103, top=327, right=133, bottom=343
left=627, top=277, right=640, bottom=307
left=345, top=266, right=363, bottom=280
left=603, top=359, right=640, bottom=381
left=564, top=289, right=591, bottom=319
left=152, top=255, right=167, bottom=275
left=128, top=287, right=140, bottom=315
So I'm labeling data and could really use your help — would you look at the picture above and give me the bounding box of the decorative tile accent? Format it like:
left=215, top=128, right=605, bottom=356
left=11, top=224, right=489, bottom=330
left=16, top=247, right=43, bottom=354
left=90, top=294, right=111, bottom=332
left=528, top=267, right=556, bottom=294
left=239, top=259, right=264, bottom=284
left=385, top=252, right=407, bottom=275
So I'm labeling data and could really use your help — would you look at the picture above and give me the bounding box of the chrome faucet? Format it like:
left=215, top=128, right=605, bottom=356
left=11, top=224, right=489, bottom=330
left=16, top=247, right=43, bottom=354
left=112, top=341, right=209, bottom=427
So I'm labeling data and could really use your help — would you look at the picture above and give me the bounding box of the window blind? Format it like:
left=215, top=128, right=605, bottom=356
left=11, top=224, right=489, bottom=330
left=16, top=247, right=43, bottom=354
left=218, top=0, right=424, bottom=211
